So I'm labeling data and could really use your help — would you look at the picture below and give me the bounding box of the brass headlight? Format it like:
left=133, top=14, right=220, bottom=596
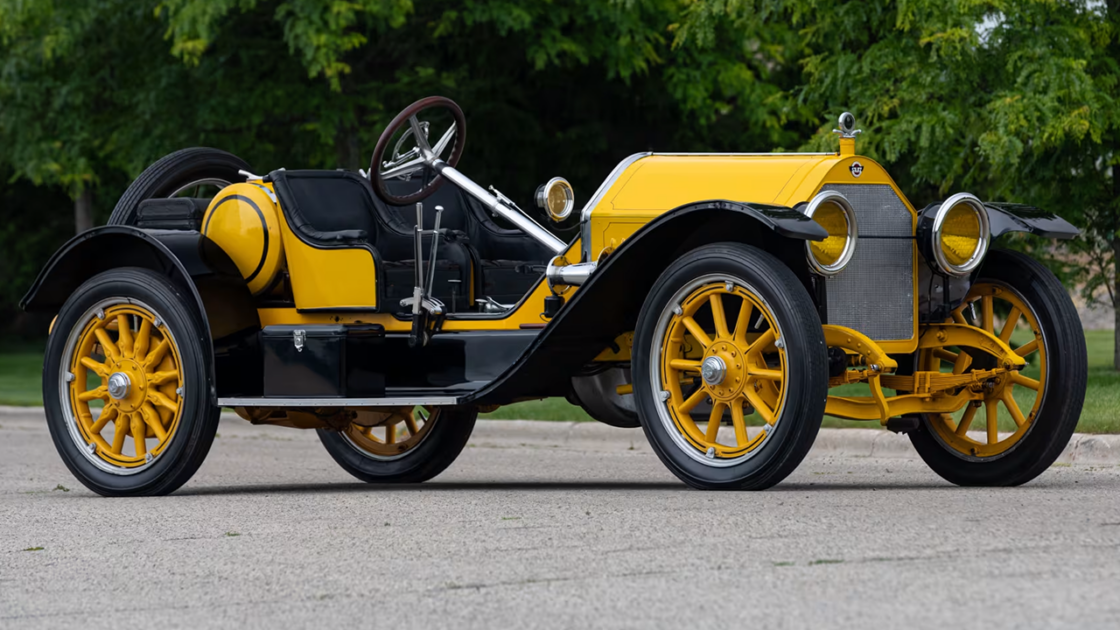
left=535, top=177, right=574, bottom=222
left=802, top=190, right=858, bottom=276
left=928, top=193, right=989, bottom=277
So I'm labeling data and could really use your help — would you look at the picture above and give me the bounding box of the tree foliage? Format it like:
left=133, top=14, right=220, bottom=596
left=1, top=0, right=1118, bottom=364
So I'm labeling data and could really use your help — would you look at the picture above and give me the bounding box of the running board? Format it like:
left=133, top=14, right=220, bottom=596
left=218, top=396, right=462, bottom=407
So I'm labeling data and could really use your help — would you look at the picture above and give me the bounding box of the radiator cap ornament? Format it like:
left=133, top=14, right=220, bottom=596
left=833, top=111, right=862, bottom=139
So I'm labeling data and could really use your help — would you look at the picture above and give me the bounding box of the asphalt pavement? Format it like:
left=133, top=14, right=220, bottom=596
left=3, top=409, right=1120, bottom=629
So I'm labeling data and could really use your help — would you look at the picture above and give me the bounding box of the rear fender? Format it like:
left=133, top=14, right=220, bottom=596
left=20, top=226, right=260, bottom=400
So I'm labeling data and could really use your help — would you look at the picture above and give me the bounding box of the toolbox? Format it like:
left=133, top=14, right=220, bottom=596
left=260, top=324, right=385, bottom=398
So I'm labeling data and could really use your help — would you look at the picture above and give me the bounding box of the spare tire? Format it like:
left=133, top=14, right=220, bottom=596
left=109, top=148, right=250, bottom=225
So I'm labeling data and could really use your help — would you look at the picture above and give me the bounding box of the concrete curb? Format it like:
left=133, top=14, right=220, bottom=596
left=3, top=406, right=1117, bottom=465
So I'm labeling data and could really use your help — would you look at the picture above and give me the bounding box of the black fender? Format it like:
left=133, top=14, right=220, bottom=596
left=983, top=203, right=1079, bottom=239
left=20, top=226, right=261, bottom=400
left=468, top=200, right=827, bottom=405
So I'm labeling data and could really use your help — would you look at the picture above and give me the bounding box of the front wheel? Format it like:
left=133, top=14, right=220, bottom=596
left=633, top=243, right=829, bottom=490
left=909, top=249, right=1086, bottom=486
left=317, top=406, right=476, bottom=483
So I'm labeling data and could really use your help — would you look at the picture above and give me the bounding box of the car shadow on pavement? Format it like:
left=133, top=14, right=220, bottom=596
left=175, top=481, right=686, bottom=496
left=171, top=479, right=956, bottom=496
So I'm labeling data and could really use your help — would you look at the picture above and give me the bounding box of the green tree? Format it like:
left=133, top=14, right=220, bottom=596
left=677, top=0, right=1120, bottom=368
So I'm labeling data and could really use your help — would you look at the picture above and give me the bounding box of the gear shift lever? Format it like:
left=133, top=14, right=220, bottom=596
left=401, top=203, right=446, bottom=347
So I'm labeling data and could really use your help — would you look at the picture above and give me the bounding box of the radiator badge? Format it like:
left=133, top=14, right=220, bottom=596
left=850, top=161, right=863, bottom=178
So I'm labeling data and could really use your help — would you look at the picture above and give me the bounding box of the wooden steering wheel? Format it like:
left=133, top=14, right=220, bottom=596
left=370, top=96, right=467, bottom=205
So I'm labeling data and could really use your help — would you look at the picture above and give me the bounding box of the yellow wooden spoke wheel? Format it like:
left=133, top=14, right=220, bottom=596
left=633, top=244, right=828, bottom=490
left=318, top=405, right=477, bottom=484
left=909, top=250, right=1084, bottom=486
left=60, top=299, right=184, bottom=473
left=920, top=281, right=1045, bottom=459
left=342, top=406, right=439, bottom=460
left=653, top=276, right=788, bottom=466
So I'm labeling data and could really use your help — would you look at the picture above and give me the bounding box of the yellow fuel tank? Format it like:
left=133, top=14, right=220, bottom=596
left=202, top=182, right=285, bottom=295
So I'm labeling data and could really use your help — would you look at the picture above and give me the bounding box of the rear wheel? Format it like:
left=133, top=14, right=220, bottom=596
left=109, top=147, right=249, bottom=225
left=317, top=406, right=476, bottom=483
left=909, top=249, right=1086, bottom=486
left=633, top=243, right=829, bottom=490
left=44, top=268, right=218, bottom=496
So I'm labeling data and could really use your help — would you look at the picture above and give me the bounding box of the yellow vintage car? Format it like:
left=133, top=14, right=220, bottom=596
left=23, top=97, right=1085, bottom=496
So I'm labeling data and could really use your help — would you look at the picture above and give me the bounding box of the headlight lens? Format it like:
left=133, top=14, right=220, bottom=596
left=931, top=193, right=989, bottom=276
left=535, top=177, right=574, bottom=222
left=802, top=190, right=858, bottom=275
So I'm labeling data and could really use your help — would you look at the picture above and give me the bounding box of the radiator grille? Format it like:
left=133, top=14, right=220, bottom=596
left=819, top=184, right=914, bottom=341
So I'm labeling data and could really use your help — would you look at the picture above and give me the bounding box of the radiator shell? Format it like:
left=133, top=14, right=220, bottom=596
left=819, top=184, right=916, bottom=342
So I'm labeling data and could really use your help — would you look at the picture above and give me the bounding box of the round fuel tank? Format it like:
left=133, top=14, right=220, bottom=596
left=201, top=182, right=285, bottom=295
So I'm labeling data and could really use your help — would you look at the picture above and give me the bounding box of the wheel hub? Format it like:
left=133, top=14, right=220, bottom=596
left=700, top=356, right=726, bottom=386
left=703, top=342, right=748, bottom=402
left=107, top=372, right=131, bottom=400
left=109, top=358, right=148, bottom=413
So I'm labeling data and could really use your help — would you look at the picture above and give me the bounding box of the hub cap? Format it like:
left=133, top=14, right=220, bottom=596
left=107, top=372, right=131, bottom=400
left=700, top=356, right=726, bottom=386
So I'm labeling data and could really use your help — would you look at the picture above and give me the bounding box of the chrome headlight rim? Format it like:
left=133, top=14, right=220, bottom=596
left=801, top=190, right=859, bottom=276
left=536, top=177, right=575, bottom=222
left=931, top=192, right=990, bottom=277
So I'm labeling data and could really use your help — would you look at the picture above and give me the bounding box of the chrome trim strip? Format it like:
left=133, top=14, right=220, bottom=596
left=647, top=152, right=836, bottom=157
left=219, top=396, right=461, bottom=407
left=579, top=152, right=652, bottom=261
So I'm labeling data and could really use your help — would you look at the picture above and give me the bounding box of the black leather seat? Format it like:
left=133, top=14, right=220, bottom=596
left=269, top=170, right=475, bottom=312
left=383, top=178, right=555, bottom=306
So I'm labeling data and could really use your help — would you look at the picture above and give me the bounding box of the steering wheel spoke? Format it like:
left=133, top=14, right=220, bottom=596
left=432, top=122, right=457, bottom=161
left=408, top=115, right=433, bottom=156
left=380, top=155, right=427, bottom=181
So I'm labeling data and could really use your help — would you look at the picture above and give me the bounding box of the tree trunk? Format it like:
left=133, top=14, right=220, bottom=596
left=335, top=126, right=361, bottom=172
left=74, top=188, right=93, bottom=234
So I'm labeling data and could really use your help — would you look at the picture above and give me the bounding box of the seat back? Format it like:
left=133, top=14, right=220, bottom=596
left=383, top=178, right=471, bottom=233
left=273, top=170, right=379, bottom=240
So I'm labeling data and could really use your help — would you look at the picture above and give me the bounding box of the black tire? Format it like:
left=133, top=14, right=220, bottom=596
left=317, top=406, right=477, bottom=483
left=108, top=147, right=250, bottom=225
left=43, top=268, right=219, bottom=496
left=570, top=366, right=641, bottom=429
left=909, top=249, right=1087, bottom=486
left=633, top=243, right=829, bottom=490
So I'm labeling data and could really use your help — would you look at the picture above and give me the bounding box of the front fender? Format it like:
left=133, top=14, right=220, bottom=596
left=21, top=226, right=260, bottom=399
left=468, top=200, right=825, bottom=404
left=984, top=203, right=1079, bottom=239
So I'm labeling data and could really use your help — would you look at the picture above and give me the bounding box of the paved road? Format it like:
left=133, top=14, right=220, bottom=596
left=3, top=411, right=1120, bottom=629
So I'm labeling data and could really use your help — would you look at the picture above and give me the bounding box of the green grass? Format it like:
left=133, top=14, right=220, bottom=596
left=3, top=331, right=1118, bottom=432
left=1080, top=330, right=1120, bottom=433
left=0, top=350, right=43, bottom=406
